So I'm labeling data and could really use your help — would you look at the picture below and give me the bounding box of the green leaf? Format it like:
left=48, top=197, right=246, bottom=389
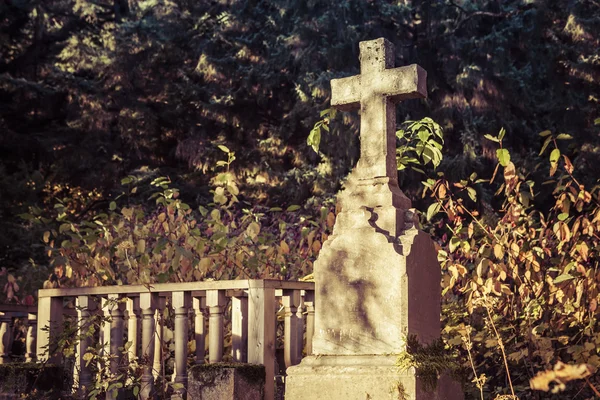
left=556, top=133, right=573, bottom=140
left=550, top=148, right=561, bottom=163
left=307, top=126, right=321, bottom=153
left=246, top=222, right=260, bottom=239
left=558, top=213, right=569, bottom=221
left=417, top=128, right=431, bottom=142
left=426, top=202, right=441, bottom=221
left=133, top=387, right=140, bottom=397
left=539, top=136, right=552, bottom=155
left=218, top=145, right=230, bottom=153
left=109, top=201, right=117, bottom=211
left=449, top=236, right=461, bottom=253
left=467, top=187, right=477, bottom=202
left=484, top=134, right=499, bottom=143
left=498, top=127, right=506, bottom=141
left=496, top=148, right=510, bottom=167
left=539, top=130, right=552, bottom=137
left=553, top=274, right=575, bottom=284
left=594, top=118, right=600, bottom=126
left=286, top=205, right=301, bottom=212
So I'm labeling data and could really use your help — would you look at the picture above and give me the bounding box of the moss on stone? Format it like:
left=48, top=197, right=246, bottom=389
left=189, top=363, right=265, bottom=385
left=0, top=363, right=63, bottom=397
left=397, top=336, right=461, bottom=392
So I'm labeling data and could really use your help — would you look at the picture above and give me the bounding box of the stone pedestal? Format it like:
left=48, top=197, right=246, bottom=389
left=187, top=363, right=264, bottom=400
left=286, top=175, right=461, bottom=399
left=286, top=355, right=461, bottom=400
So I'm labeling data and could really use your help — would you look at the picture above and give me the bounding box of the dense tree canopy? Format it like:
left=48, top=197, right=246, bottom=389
left=1, top=0, right=599, bottom=270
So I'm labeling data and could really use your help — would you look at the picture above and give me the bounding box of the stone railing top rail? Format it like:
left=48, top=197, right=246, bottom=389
left=0, top=304, right=37, bottom=313
left=37, top=279, right=314, bottom=298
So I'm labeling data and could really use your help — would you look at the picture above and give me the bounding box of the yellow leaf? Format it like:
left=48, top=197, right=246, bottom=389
left=312, top=240, right=321, bottom=254
left=137, top=239, right=146, bottom=253
left=530, top=362, right=593, bottom=393
left=326, top=212, right=335, bottom=228
left=280, top=240, right=290, bottom=255
left=493, top=244, right=503, bottom=259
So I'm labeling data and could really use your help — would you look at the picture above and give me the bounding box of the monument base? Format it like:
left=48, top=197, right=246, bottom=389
left=285, top=355, right=462, bottom=400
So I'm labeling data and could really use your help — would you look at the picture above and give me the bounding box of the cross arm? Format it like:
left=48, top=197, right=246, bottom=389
left=383, top=64, right=427, bottom=102
left=330, top=75, right=361, bottom=111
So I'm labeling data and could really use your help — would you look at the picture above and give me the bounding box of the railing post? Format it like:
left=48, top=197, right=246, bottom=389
left=74, top=295, right=95, bottom=394
left=247, top=281, right=276, bottom=400
left=105, top=294, right=125, bottom=400
left=282, top=289, right=301, bottom=368
left=140, top=292, right=157, bottom=399
left=192, top=296, right=206, bottom=364
left=232, top=292, right=248, bottom=362
left=296, top=293, right=305, bottom=360
left=0, top=312, right=12, bottom=364
left=36, top=296, right=63, bottom=363
left=153, top=296, right=166, bottom=381
left=172, top=291, right=191, bottom=399
left=25, top=311, right=37, bottom=362
left=304, top=290, right=315, bottom=356
left=126, top=296, right=141, bottom=362
left=206, top=290, right=226, bottom=363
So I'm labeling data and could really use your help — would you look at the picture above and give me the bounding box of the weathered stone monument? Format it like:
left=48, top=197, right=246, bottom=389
left=285, top=38, right=463, bottom=399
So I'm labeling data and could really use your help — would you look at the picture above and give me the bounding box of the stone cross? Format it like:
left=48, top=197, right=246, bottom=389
left=331, top=38, right=427, bottom=181
left=286, top=38, right=463, bottom=399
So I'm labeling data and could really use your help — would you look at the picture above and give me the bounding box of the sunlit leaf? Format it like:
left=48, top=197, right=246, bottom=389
left=497, top=148, right=510, bottom=167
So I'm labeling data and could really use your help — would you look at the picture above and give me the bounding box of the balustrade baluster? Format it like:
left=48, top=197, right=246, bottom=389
left=126, top=296, right=140, bottom=362
left=304, top=291, right=315, bottom=355
left=206, top=290, right=226, bottom=363
left=25, top=312, right=37, bottom=362
left=140, top=292, right=157, bottom=399
left=153, top=296, right=166, bottom=380
left=232, top=292, right=248, bottom=362
left=172, top=291, right=191, bottom=399
left=74, top=296, right=94, bottom=394
left=283, top=289, right=301, bottom=368
left=0, top=312, right=12, bottom=364
left=103, top=294, right=125, bottom=400
left=193, top=296, right=206, bottom=364
left=296, top=293, right=305, bottom=359
left=100, top=297, right=111, bottom=360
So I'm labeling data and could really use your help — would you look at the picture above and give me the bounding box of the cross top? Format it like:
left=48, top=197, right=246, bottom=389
left=331, top=38, right=427, bottom=182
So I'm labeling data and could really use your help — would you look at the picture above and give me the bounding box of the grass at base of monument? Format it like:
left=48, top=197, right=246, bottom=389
left=396, top=335, right=464, bottom=393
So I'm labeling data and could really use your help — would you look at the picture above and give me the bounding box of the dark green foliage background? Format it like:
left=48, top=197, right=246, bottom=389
left=1, top=0, right=599, bottom=271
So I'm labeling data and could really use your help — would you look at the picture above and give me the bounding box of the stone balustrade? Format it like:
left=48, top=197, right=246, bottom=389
left=0, top=304, right=37, bottom=364
left=32, top=279, right=314, bottom=399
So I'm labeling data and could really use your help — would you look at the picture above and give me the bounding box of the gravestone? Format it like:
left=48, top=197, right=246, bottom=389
left=285, top=38, right=463, bottom=399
